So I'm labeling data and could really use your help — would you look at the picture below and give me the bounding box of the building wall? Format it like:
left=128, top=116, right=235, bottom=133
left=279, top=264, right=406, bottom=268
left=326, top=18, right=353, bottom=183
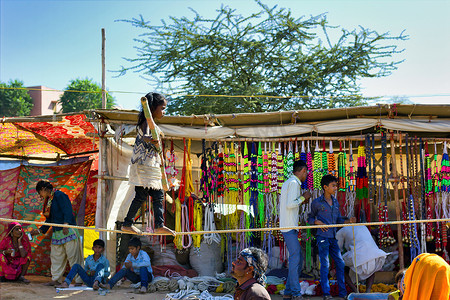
left=28, top=86, right=63, bottom=116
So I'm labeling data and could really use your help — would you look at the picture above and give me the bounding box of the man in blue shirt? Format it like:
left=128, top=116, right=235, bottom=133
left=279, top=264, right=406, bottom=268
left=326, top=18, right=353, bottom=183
left=101, top=237, right=153, bottom=294
left=308, top=175, right=355, bottom=300
left=57, top=239, right=110, bottom=289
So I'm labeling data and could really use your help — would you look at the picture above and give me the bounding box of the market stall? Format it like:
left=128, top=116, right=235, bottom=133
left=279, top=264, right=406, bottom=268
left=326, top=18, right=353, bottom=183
left=90, top=104, right=450, bottom=295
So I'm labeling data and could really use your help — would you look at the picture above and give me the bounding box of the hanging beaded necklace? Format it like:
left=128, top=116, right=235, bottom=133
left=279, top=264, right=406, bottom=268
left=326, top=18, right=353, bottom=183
left=257, top=141, right=265, bottom=229
left=440, top=142, right=450, bottom=262
left=165, top=140, right=179, bottom=191
left=348, top=142, right=356, bottom=192
left=250, top=142, right=258, bottom=243
left=285, top=141, right=294, bottom=179
left=424, top=142, right=435, bottom=242
left=367, top=134, right=373, bottom=202
left=328, top=141, right=336, bottom=176
left=418, top=138, right=428, bottom=253
left=242, top=141, right=251, bottom=237
left=262, top=190, right=275, bottom=260
left=337, top=141, right=347, bottom=216
left=277, top=142, right=284, bottom=192
left=378, top=132, right=391, bottom=247
left=229, top=142, right=239, bottom=236
left=442, top=142, right=450, bottom=191
left=200, top=139, right=209, bottom=203
left=346, top=141, right=356, bottom=218
left=406, top=135, right=421, bottom=261
left=184, top=139, right=195, bottom=232
left=313, top=141, right=323, bottom=190
left=217, top=143, right=225, bottom=203
left=322, top=140, right=328, bottom=177
left=263, top=142, right=270, bottom=194
left=398, top=133, right=410, bottom=245
left=270, top=142, right=278, bottom=194
left=434, top=193, right=442, bottom=252
left=356, top=141, right=369, bottom=222
left=306, top=141, right=314, bottom=190
left=338, top=141, right=346, bottom=192
left=178, top=138, right=187, bottom=204
left=300, top=141, right=308, bottom=190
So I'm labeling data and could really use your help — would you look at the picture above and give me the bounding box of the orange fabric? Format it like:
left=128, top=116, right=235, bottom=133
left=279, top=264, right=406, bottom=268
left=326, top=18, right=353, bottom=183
left=403, top=253, right=450, bottom=300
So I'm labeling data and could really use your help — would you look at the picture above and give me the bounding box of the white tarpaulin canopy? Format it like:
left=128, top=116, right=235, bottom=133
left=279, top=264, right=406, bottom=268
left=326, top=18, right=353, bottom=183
left=90, top=104, right=450, bottom=138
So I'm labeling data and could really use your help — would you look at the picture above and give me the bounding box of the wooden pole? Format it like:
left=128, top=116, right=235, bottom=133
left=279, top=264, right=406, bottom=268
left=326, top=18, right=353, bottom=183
left=98, top=29, right=107, bottom=246
left=390, top=130, right=405, bottom=270
left=101, top=28, right=106, bottom=109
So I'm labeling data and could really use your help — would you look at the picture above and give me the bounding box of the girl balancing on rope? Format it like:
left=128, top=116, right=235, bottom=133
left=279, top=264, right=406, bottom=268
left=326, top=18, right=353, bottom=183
left=121, top=92, right=175, bottom=236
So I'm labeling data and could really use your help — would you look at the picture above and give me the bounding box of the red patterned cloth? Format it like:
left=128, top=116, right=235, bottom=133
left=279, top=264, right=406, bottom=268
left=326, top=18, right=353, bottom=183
left=84, top=170, right=98, bottom=226
left=0, top=167, right=21, bottom=234
left=15, top=114, right=98, bottom=154
left=9, top=160, right=92, bottom=275
left=0, top=123, right=63, bottom=156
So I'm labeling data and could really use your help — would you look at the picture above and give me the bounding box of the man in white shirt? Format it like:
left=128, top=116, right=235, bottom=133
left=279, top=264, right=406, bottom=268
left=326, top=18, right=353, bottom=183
left=336, top=225, right=387, bottom=293
left=280, top=160, right=311, bottom=300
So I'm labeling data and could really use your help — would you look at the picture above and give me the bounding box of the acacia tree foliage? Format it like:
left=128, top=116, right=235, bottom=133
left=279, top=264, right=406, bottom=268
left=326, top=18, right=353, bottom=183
left=59, top=78, right=115, bottom=113
left=119, top=1, right=407, bottom=115
left=0, top=80, right=33, bottom=117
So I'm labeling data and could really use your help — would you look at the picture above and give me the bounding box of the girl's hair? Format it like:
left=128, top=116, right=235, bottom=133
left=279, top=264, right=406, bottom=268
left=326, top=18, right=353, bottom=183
left=36, top=180, right=53, bottom=192
left=136, top=92, right=167, bottom=129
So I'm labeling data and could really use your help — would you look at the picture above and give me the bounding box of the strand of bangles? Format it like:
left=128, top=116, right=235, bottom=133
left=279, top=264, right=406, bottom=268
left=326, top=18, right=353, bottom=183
left=2, top=217, right=449, bottom=236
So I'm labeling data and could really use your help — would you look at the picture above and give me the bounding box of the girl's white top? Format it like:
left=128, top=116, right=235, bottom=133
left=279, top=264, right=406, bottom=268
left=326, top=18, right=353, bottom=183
left=128, top=125, right=163, bottom=190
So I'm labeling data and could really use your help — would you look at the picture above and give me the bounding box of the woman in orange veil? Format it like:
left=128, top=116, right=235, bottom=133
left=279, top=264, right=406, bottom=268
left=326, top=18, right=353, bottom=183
left=402, top=253, right=450, bottom=300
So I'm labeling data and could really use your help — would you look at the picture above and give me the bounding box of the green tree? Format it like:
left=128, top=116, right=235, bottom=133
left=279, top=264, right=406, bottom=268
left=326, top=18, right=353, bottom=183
left=59, top=78, right=115, bottom=113
left=0, top=80, right=33, bottom=117
left=119, top=1, right=407, bottom=115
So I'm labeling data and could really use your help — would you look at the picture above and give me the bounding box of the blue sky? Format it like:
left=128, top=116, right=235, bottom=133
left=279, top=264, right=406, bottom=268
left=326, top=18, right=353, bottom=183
left=1, top=0, right=449, bottom=111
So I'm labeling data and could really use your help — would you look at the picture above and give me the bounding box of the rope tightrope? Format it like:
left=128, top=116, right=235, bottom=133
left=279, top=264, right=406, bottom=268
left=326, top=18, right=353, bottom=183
left=0, top=217, right=449, bottom=237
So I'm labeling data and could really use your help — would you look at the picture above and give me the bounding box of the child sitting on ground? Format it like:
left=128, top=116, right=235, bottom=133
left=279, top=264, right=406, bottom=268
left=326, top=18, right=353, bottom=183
left=100, top=237, right=153, bottom=294
left=57, top=239, right=110, bottom=290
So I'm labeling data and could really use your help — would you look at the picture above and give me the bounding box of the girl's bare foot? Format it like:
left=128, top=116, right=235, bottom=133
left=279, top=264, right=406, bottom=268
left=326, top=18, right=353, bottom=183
left=56, top=281, right=69, bottom=288
left=154, top=226, right=176, bottom=236
left=121, top=225, right=142, bottom=234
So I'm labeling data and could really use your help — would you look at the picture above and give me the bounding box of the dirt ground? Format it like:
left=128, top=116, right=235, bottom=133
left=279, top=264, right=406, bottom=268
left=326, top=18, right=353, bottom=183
left=0, top=276, right=327, bottom=300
